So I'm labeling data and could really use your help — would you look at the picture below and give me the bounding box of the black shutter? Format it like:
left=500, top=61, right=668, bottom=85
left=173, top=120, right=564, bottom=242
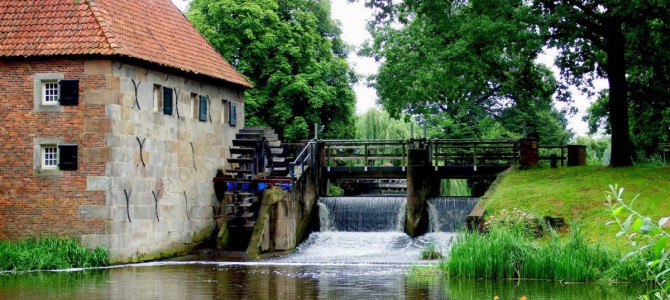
left=199, top=95, right=208, bottom=121
left=163, top=87, right=173, bottom=115
left=59, top=80, right=79, bottom=105
left=58, top=144, right=78, bottom=171
left=229, top=102, right=237, bottom=126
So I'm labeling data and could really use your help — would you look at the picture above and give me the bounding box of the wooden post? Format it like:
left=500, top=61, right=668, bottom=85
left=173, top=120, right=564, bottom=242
left=567, top=145, right=587, bottom=166
left=519, top=138, right=539, bottom=168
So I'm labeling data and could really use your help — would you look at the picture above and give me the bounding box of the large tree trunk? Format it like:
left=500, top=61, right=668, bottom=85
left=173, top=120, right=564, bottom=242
left=605, top=22, right=633, bottom=167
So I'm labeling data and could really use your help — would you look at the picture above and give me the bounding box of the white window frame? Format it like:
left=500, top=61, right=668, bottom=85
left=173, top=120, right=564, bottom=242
left=41, top=81, right=59, bottom=105
left=42, top=145, right=58, bottom=169
left=33, top=73, right=64, bottom=112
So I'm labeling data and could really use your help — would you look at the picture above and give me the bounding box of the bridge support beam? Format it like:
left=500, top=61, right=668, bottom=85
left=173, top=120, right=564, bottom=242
left=406, top=149, right=438, bottom=237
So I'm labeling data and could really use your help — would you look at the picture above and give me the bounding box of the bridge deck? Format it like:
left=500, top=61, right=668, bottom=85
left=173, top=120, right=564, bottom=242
left=323, top=165, right=510, bottom=179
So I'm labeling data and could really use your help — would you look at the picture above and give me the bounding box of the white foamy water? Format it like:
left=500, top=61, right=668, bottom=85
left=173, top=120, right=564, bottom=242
left=271, top=231, right=456, bottom=266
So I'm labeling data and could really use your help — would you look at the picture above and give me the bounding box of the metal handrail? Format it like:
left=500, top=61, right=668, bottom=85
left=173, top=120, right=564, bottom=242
left=289, top=140, right=316, bottom=184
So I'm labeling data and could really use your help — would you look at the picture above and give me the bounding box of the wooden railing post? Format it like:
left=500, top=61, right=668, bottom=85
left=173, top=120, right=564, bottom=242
left=519, top=138, right=539, bottom=168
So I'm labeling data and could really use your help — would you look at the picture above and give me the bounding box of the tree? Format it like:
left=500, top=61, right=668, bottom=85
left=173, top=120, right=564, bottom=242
left=187, top=0, right=356, bottom=142
left=356, top=108, right=416, bottom=140
left=362, top=0, right=572, bottom=144
left=583, top=8, right=670, bottom=158
left=533, top=0, right=669, bottom=166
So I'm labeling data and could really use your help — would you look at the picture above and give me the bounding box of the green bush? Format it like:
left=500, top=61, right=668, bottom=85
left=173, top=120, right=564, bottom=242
left=0, top=235, right=109, bottom=271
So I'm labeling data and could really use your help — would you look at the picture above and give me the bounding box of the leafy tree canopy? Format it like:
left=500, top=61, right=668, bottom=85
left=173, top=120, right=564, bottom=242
left=534, top=0, right=669, bottom=166
left=361, top=0, right=572, bottom=145
left=188, top=0, right=357, bottom=142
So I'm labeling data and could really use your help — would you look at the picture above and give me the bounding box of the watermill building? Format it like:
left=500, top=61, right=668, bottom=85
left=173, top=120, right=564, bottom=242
left=0, top=0, right=252, bottom=262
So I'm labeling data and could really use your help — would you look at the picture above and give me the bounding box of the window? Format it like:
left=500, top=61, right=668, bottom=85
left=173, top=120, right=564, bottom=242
left=33, top=74, right=78, bottom=111
left=229, top=101, right=237, bottom=126
left=199, top=95, right=208, bottom=122
left=153, top=85, right=162, bottom=112
left=42, top=145, right=58, bottom=169
left=42, top=81, right=58, bottom=105
left=221, top=100, right=228, bottom=124
left=191, top=93, right=199, bottom=119
left=163, top=87, right=173, bottom=115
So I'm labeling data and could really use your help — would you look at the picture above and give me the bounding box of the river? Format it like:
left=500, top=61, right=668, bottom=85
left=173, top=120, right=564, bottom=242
left=0, top=197, right=644, bottom=299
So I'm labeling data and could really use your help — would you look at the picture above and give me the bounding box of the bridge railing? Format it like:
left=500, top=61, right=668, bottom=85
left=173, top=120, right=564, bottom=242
left=323, top=140, right=409, bottom=166
left=538, top=145, right=567, bottom=166
left=428, top=139, right=520, bottom=167
left=289, top=140, right=316, bottom=184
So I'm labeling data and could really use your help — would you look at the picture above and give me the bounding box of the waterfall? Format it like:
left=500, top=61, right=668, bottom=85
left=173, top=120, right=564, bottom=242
left=427, top=197, right=479, bottom=232
left=317, top=201, right=332, bottom=232
left=318, top=197, right=406, bottom=232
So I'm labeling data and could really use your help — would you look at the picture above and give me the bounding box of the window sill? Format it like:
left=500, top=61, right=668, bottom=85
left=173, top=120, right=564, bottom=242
left=34, top=168, right=62, bottom=177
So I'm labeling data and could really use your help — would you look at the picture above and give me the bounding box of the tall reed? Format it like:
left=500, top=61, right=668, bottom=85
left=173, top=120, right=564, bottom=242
left=0, top=235, right=109, bottom=271
left=442, top=225, right=626, bottom=282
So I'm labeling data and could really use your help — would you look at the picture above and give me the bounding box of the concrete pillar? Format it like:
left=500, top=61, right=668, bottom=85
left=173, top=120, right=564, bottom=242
left=519, top=138, right=539, bottom=168
left=406, top=149, right=436, bottom=237
left=567, top=145, right=587, bottom=166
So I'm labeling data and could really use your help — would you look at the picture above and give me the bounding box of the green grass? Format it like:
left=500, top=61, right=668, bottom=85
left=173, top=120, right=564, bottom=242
left=442, top=225, right=647, bottom=282
left=0, top=236, right=109, bottom=271
left=482, top=166, right=670, bottom=249
left=419, top=243, right=443, bottom=260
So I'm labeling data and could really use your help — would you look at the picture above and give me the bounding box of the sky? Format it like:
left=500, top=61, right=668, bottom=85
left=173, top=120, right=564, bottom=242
left=171, top=0, right=602, bottom=136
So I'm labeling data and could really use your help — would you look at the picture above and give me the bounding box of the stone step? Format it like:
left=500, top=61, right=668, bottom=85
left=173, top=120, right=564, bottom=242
left=271, top=147, right=284, bottom=155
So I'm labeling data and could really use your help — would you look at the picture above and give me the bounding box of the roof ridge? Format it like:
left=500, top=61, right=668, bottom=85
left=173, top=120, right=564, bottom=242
left=86, top=0, right=120, bottom=50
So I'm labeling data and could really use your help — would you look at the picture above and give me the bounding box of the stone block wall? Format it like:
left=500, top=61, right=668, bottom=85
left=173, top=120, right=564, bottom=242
left=86, top=61, right=244, bottom=262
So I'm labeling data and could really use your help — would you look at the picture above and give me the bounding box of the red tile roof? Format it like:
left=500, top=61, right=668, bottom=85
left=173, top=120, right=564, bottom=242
left=0, top=0, right=252, bottom=88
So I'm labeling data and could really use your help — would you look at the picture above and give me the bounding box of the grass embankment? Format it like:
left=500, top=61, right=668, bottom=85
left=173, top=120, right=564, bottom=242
left=481, top=166, right=670, bottom=249
left=0, top=236, right=109, bottom=271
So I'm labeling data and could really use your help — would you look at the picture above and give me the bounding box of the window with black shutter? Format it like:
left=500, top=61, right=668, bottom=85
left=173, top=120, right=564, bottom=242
left=58, top=144, right=78, bottom=170
left=59, top=80, right=79, bottom=105
left=163, top=87, right=173, bottom=115
left=229, top=102, right=237, bottom=126
left=199, top=95, right=208, bottom=121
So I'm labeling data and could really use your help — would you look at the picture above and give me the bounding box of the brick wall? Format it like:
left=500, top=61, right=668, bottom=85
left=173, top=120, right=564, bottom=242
left=0, top=58, right=108, bottom=239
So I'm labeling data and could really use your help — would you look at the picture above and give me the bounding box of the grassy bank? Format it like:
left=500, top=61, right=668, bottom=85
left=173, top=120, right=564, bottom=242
left=0, top=236, right=109, bottom=271
left=441, top=226, right=650, bottom=282
left=481, top=166, right=670, bottom=248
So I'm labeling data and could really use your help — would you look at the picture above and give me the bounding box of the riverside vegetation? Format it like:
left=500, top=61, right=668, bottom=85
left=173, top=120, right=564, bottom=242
left=414, top=167, right=670, bottom=298
left=0, top=236, right=109, bottom=272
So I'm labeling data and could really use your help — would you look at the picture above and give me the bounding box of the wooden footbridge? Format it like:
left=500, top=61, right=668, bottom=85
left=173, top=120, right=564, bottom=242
left=212, top=127, right=586, bottom=251
left=289, top=138, right=583, bottom=183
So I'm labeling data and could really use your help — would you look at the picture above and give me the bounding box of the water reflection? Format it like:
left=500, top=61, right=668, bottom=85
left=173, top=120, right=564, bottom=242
left=0, top=263, right=644, bottom=300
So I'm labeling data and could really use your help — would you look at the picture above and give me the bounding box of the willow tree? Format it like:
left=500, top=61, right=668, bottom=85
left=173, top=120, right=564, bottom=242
left=356, top=108, right=415, bottom=140
left=188, top=0, right=356, bottom=142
